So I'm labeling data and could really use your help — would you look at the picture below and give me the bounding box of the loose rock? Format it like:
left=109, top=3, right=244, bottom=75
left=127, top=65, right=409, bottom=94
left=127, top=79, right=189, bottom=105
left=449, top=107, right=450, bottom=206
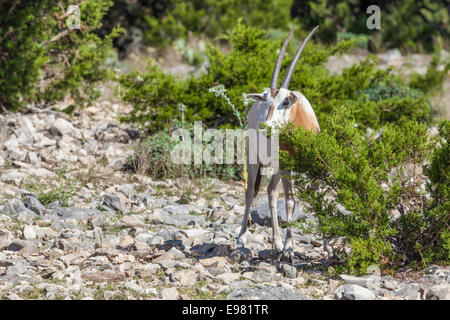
left=337, top=284, right=376, bottom=300
left=160, top=287, right=180, bottom=300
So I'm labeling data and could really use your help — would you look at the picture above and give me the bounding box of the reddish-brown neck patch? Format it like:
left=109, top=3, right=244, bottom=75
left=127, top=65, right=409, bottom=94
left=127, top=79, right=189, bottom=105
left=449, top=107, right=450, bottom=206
left=289, top=101, right=320, bottom=132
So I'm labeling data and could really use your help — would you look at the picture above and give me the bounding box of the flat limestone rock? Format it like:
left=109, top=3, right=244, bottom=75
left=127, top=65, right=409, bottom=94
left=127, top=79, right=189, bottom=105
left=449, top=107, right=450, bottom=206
left=49, top=207, right=106, bottom=221
left=156, top=205, right=207, bottom=227
left=227, top=286, right=312, bottom=300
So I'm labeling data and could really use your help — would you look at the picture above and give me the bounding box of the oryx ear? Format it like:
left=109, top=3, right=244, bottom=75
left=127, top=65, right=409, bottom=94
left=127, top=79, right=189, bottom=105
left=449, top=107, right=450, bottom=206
left=246, top=93, right=266, bottom=102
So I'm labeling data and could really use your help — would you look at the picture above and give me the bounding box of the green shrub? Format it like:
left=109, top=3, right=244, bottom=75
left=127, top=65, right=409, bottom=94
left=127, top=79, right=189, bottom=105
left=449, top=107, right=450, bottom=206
left=0, top=0, right=121, bottom=111
left=24, top=164, right=78, bottom=207
left=131, top=127, right=178, bottom=178
left=279, top=110, right=449, bottom=273
left=143, top=0, right=294, bottom=48
left=409, top=40, right=450, bottom=95
left=130, top=121, right=242, bottom=180
left=119, top=22, right=434, bottom=133
left=409, top=120, right=450, bottom=264
left=291, top=0, right=450, bottom=52
left=288, top=55, right=432, bottom=131
left=117, top=60, right=183, bottom=129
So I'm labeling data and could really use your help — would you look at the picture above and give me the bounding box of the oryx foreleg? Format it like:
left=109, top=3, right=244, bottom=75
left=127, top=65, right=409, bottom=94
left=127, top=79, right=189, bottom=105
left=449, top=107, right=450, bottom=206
left=236, top=162, right=259, bottom=247
left=268, top=171, right=283, bottom=251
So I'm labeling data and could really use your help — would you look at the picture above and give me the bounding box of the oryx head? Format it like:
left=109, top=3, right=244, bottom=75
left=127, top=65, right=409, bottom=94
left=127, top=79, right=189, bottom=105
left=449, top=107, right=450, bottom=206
left=247, top=26, right=320, bottom=132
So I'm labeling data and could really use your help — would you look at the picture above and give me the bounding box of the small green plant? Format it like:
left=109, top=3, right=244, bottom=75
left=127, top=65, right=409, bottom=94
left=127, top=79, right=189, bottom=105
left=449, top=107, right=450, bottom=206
left=178, top=281, right=227, bottom=300
left=409, top=40, right=450, bottom=96
left=209, top=84, right=250, bottom=129
left=399, top=120, right=450, bottom=265
left=209, top=83, right=253, bottom=184
left=96, top=205, right=108, bottom=212
left=18, top=286, right=46, bottom=300
left=130, top=120, right=242, bottom=181
left=336, top=32, right=370, bottom=50
left=175, top=38, right=207, bottom=66
left=178, top=187, right=193, bottom=205
left=24, top=164, right=79, bottom=207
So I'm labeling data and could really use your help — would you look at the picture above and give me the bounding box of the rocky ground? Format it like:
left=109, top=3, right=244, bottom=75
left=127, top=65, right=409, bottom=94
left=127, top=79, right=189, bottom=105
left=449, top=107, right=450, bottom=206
left=0, top=50, right=449, bottom=300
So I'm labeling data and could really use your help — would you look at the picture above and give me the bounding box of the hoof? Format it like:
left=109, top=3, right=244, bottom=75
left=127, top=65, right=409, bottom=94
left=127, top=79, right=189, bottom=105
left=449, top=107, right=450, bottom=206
left=272, top=239, right=283, bottom=252
left=236, top=238, right=245, bottom=249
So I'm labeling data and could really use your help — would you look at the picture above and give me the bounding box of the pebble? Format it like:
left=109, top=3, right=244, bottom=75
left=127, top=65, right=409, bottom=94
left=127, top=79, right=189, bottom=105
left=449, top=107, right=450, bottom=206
left=425, top=284, right=450, bottom=300
left=230, top=247, right=252, bottom=263
left=0, top=229, right=12, bottom=249
left=281, top=264, right=297, bottom=279
left=160, top=287, right=180, bottom=300
left=23, top=226, right=37, bottom=240
left=338, top=284, right=376, bottom=300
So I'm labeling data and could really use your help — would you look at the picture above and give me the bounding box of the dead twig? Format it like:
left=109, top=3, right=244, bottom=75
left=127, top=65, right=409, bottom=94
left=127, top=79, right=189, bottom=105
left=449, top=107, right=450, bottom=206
left=61, top=52, right=71, bottom=68
left=0, top=29, right=15, bottom=44
left=41, top=29, right=71, bottom=47
left=6, top=0, right=20, bottom=21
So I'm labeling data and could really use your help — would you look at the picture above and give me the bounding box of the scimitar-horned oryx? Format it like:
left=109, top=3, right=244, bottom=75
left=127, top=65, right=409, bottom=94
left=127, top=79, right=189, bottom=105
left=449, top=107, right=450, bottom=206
left=236, top=26, right=321, bottom=256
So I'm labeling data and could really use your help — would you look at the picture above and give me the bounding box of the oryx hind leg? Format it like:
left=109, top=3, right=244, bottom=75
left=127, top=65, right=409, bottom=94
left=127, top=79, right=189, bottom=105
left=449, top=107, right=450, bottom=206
left=281, top=171, right=295, bottom=259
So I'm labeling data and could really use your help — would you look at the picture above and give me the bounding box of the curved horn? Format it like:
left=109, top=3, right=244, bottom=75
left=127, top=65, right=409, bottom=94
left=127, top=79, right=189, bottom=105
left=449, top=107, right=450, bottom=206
left=280, top=25, right=319, bottom=89
left=270, top=28, right=295, bottom=95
